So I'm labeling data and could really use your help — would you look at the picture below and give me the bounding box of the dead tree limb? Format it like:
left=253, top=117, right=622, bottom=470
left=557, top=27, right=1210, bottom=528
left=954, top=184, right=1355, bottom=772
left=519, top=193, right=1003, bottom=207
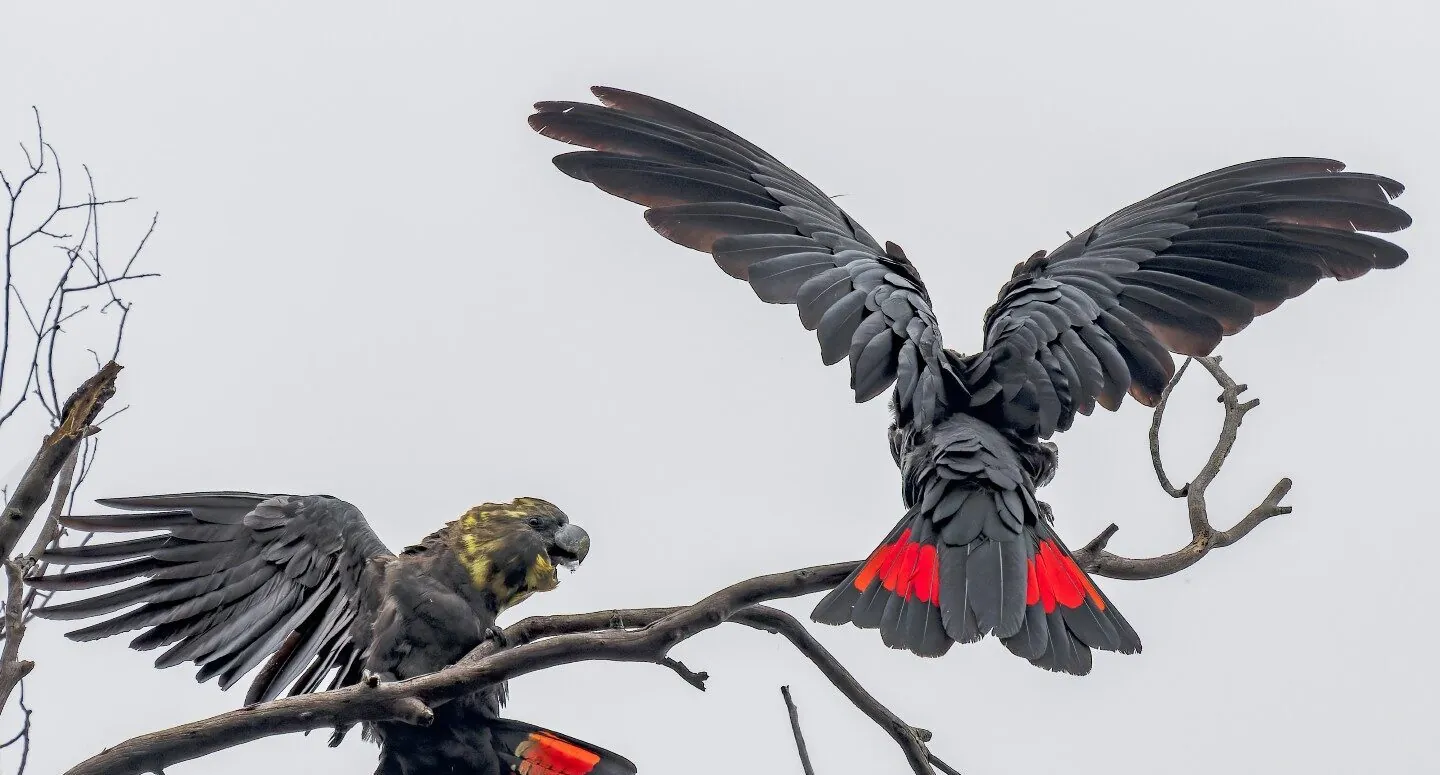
left=0, top=562, right=32, bottom=713
left=22, top=449, right=79, bottom=567
left=61, top=564, right=858, bottom=775
left=780, top=686, right=817, bottom=775
left=1072, top=355, right=1293, bottom=579
left=0, top=361, right=121, bottom=561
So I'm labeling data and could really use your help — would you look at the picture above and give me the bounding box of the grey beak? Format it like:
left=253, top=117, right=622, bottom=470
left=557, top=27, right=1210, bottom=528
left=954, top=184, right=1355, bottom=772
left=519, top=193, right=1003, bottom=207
left=552, top=523, right=590, bottom=564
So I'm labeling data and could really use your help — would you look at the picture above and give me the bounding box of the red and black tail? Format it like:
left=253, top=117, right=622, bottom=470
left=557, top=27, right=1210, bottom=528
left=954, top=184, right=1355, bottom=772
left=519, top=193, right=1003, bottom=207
left=812, top=509, right=953, bottom=657
left=812, top=509, right=1140, bottom=674
left=998, top=517, right=1141, bottom=674
left=492, top=719, right=638, bottom=775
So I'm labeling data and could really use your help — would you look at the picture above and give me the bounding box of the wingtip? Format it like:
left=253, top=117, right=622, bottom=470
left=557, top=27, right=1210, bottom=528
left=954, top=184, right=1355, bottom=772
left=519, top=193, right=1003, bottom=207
left=590, top=84, right=625, bottom=105
left=551, top=151, right=594, bottom=181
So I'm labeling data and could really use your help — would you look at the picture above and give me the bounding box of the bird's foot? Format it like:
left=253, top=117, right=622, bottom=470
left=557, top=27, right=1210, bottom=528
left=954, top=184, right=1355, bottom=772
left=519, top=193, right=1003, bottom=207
left=485, top=625, right=510, bottom=649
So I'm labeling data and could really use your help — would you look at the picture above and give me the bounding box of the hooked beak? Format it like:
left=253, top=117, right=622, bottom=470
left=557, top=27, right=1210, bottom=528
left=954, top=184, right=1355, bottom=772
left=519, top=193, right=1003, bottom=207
left=549, top=523, right=590, bottom=570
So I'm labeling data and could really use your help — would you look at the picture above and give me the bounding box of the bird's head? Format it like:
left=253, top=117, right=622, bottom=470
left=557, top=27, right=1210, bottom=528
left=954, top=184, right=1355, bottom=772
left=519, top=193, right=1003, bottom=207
left=450, top=497, right=591, bottom=606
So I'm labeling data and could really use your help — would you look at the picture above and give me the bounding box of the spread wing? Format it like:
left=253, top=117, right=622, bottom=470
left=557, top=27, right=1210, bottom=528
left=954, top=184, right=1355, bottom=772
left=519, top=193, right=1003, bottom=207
left=30, top=491, right=393, bottom=704
left=966, top=158, right=1410, bottom=439
left=530, top=86, right=965, bottom=428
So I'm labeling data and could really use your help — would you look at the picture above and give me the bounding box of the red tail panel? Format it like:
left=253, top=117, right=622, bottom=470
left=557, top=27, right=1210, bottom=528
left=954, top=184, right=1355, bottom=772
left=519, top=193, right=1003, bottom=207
left=515, top=731, right=602, bottom=775
left=814, top=515, right=953, bottom=657
left=492, top=719, right=637, bottom=775
left=1028, top=539, right=1100, bottom=613
left=853, top=528, right=942, bottom=605
left=1000, top=521, right=1141, bottom=674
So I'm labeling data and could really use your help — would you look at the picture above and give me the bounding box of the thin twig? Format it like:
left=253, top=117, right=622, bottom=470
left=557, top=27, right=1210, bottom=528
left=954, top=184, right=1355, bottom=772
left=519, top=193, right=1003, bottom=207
left=928, top=753, right=964, bottom=775
left=62, top=273, right=160, bottom=293
left=2, top=109, right=156, bottom=439
left=735, top=607, right=948, bottom=775
left=780, top=686, right=816, bottom=775
left=659, top=657, right=708, bottom=691
left=0, top=679, right=33, bottom=775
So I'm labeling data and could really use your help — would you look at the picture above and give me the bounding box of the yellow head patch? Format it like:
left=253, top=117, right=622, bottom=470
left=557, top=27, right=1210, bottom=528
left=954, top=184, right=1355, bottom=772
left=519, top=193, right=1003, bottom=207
left=449, top=498, right=567, bottom=602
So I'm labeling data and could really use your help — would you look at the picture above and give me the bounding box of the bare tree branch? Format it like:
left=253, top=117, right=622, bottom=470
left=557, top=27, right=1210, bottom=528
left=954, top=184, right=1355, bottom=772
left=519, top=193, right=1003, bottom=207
left=659, top=657, right=709, bottom=691
left=0, top=361, right=121, bottom=560
left=0, top=562, right=33, bottom=712
left=14, top=447, right=81, bottom=625
left=928, top=753, right=965, bottom=775
left=0, top=449, right=79, bottom=717
left=22, top=448, right=78, bottom=566
left=2, top=109, right=155, bottom=434
left=780, top=686, right=817, bottom=775
left=1072, top=355, right=1294, bottom=579
left=61, top=564, right=858, bottom=775
left=1146, top=356, right=1192, bottom=498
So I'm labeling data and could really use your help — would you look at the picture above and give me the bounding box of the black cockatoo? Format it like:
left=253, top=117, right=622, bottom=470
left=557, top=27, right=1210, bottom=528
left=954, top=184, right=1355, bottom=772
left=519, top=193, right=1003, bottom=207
left=529, top=87, right=1411, bottom=675
left=29, top=492, right=636, bottom=775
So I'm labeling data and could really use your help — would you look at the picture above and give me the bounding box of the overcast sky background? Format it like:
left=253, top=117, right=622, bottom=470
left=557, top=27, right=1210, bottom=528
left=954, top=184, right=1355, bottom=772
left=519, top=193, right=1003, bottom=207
left=2, top=2, right=1435, bottom=774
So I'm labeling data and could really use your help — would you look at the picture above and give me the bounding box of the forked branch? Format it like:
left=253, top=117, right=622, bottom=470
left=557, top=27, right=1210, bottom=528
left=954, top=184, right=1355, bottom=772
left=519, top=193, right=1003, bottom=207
left=1072, top=355, right=1293, bottom=579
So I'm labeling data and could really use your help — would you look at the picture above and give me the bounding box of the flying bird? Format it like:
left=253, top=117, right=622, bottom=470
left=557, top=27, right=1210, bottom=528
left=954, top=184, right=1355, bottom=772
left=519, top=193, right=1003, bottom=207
left=29, top=492, right=636, bottom=775
left=528, top=87, right=1411, bottom=675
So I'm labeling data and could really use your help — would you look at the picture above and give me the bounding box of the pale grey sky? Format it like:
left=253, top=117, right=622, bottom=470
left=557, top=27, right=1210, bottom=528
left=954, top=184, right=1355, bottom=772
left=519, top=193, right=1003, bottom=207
left=2, top=2, right=1435, bottom=774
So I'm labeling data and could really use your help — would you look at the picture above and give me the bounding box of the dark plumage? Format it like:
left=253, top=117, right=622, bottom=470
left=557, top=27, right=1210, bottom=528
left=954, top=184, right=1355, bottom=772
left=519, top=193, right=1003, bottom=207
left=530, top=86, right=1411, bottom=675
left=30, top=492, right=636, bottom=775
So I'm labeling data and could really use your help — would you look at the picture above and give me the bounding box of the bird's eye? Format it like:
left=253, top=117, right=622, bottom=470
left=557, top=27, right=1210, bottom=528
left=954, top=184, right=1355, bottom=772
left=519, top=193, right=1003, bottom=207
left=527, top=517, right=543, bottom=528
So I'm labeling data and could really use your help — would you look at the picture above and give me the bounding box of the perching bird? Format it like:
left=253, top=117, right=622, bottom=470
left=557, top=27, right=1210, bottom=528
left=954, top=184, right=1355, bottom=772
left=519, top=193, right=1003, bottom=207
left=29, top=492, right=636, bottom=775
left=529, top=87, right=1411, bottom=675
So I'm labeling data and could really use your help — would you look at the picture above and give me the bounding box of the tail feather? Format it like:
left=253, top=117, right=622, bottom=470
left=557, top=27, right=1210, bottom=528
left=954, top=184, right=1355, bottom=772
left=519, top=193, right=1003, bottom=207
left=813, top=507, right=1141, bottom=673
left=998, top=518, right=1141, bottom=674
left=813, top=511, right=953, bottom=658
left=954, top=536, right=1028, bottom=639
left=491, top=718, right=637, bottom=775
left=812, top=513, right=907, bottom=628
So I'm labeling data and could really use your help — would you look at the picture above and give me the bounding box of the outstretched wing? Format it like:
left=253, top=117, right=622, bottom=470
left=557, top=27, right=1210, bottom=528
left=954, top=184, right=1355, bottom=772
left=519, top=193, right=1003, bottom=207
left=530, top=86, right=964, bottom=428
left=966, top=158, right=1410, bottom=439
left=30, top=491, right=393, bottom=704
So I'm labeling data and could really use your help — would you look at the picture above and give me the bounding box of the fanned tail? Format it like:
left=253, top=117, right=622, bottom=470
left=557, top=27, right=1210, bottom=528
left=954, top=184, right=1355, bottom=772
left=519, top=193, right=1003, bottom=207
left=813, top=508, right=1141, bottom=674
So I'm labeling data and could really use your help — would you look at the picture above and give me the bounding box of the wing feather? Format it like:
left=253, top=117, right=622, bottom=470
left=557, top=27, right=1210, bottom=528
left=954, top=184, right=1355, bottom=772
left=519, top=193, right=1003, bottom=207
left=31, top=492, right=391, bottom=704
left=531, top=87, right=967, bottom=426
left=968, top=158, right=1408, bottom=438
